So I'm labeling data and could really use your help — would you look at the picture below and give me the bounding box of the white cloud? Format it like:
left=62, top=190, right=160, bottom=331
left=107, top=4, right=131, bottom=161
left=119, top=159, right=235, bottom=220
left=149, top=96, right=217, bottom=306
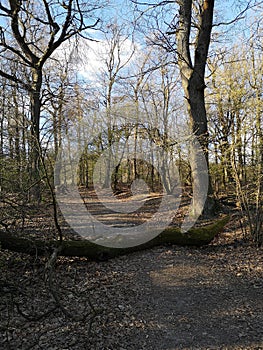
left=75, top=37, right=138, bottom=83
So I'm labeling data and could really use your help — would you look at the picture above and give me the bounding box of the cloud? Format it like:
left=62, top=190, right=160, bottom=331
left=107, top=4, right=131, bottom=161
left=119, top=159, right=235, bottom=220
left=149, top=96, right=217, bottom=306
left=75, top=37, right=138, bottom=83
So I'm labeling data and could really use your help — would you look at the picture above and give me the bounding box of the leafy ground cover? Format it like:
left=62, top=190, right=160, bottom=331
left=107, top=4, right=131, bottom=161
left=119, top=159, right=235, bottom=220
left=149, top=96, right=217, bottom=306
left=0, top=194, right=262, bottom=349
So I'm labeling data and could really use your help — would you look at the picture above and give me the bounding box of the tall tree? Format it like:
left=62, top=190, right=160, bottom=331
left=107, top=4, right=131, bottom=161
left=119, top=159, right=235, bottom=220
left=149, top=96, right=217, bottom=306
left=174, top=0, right=215, bottom=216
left=0, top=0, right=101, bottom=201
left=133, top=0, right=216, bottom=215
left=96, top=22, right=135, bottom=188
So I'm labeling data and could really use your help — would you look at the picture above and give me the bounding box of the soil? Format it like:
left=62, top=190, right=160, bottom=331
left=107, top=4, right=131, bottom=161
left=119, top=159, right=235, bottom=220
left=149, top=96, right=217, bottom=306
left=0, top=190, right=262, bottom=349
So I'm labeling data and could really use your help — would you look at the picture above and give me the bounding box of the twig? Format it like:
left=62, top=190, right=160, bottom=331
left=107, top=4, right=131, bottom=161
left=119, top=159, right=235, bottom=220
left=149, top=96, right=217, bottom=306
left=45, top=246, right=98, bottom=324
left=15, top=302, right=58, bottom=322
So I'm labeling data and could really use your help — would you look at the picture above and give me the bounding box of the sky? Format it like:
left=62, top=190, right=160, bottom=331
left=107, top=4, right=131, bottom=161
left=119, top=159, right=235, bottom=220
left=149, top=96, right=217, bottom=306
left=1, top=0, right=260, bottom=83
left=67, top=0, right=252, bottom=83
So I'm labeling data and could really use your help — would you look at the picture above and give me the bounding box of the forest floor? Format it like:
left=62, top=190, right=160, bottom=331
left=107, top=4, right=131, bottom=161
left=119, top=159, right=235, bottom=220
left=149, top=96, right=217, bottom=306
left=0, top=189, right=263, bottom=350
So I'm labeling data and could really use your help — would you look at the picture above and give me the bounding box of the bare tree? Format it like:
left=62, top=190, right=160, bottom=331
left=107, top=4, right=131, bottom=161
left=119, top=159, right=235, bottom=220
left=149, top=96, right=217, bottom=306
left=96, top=21, right=135, bottom=188
left=132, top=0, right=216, bottom=215
left=0, top=0, right=102, bottom=201
left=171, top=0, right=215, bottom=216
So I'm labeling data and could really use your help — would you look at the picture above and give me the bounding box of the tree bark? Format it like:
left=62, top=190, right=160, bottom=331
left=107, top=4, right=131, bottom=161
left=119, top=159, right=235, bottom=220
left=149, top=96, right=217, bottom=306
left=0, top=215, right=229, bottom=260
left=30, top=68, right=43, bottom=202
left=176, top=0, right=215, bottom=216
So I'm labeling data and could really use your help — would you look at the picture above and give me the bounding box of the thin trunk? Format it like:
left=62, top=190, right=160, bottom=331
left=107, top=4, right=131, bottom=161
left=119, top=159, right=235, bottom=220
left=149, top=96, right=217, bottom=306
left=103, top=81, right=113, bottom=189
left=30, top=68, right=42, bottom=202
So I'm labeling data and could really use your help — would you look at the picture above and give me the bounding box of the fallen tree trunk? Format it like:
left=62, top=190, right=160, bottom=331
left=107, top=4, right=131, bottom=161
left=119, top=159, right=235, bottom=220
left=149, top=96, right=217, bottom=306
left=0, top=216, right=230, bottom=260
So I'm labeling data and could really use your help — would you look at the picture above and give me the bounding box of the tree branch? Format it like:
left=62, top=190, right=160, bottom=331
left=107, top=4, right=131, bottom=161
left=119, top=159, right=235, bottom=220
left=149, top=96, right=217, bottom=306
left=0, top=68, right=32, bottom=91
left=9, top=0, right=39, bottom=64
left=193, top=0, right=215, bottom=77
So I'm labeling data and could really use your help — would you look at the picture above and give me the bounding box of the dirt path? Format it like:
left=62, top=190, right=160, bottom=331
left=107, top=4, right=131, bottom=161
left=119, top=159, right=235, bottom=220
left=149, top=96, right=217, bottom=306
left=82, top=242, right=263, bottom=350
left=1, top=235, right=262, bottom=350
left=127, top=246, right=263, bottom=349
left=0, top=192, right=262, bottom=349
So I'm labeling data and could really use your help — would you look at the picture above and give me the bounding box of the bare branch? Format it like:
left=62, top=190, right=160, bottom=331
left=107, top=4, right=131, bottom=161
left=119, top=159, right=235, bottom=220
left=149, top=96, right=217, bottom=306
left=131, top=0, right=174, bottom=6
left=213, top=2, right=251, bottom=27
left=0, top=68, right=32, bottom=91
left=0, top=2, right=10, bottom=14
left=9, top=0, right=39, bottom=64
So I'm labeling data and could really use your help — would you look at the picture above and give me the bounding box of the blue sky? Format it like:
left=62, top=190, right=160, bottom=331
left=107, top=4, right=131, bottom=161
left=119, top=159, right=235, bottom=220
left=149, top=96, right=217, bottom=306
left=0, top=0, right=256, bottom=40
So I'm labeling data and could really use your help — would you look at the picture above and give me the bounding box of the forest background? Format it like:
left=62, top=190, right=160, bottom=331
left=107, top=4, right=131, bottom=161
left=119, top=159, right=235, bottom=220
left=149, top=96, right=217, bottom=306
left=0, top=0, right=263, bottom=248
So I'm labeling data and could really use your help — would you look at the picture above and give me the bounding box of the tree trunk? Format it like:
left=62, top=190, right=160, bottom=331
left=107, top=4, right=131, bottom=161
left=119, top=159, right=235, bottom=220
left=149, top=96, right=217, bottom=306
left=188, top=72, right=215, bottom=216
left=30, top=68, right=43, bottom=203
left=176, top=0, right=215, bottom=217
left=0, top=215, right=229, bottom=260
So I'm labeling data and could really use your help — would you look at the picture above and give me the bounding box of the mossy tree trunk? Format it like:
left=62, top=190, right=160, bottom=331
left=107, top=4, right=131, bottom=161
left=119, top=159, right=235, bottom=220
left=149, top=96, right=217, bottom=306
left=0, top=216, right=229, bottom=260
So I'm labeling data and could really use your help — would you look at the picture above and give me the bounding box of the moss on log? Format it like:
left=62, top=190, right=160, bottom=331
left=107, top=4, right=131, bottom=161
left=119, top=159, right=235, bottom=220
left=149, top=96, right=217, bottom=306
left=0, top=215, right=230, bottom=260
